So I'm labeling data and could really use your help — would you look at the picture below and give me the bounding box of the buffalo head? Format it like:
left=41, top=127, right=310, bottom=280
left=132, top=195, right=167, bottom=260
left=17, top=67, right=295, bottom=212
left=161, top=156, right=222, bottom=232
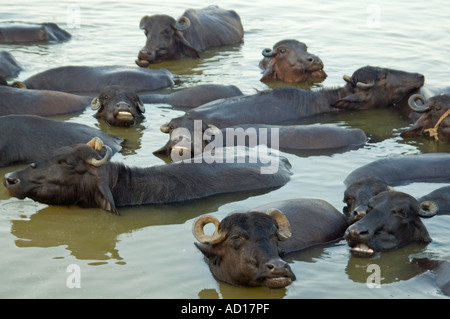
left=136, top=14, right=199, bottom=66
left=259, top=39, right=327, bottom=83
left=334, top=66, right=424, bottom=110
left=401, top=94, right=450, bottom=142
left=193, top=209, right=296, bottom=288
left=91, top=85, right=145, bottom=127
left=3, top=137, right=117, bottom=213
left=343, top=177, right=393, bottom=224
left=345, top=191, right=437, bottom=257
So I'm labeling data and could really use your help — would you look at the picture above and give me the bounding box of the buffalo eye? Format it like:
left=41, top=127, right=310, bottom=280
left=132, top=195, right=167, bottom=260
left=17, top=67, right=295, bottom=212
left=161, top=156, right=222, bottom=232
left=278, top=47, right=286, bottom=54
left=59, top=159, right=75, bottom=167
left=432, top=103, right=443, bottom=112
left=29, top=163, right=36, bottom=169
left=393, top=209, right=408, bottom=219
left=162, top=28, right=172, bottom=38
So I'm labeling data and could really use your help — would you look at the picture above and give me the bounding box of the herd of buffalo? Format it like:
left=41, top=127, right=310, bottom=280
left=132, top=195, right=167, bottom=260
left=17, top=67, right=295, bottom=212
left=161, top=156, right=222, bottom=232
left=1, top=5, right=450, bottom=294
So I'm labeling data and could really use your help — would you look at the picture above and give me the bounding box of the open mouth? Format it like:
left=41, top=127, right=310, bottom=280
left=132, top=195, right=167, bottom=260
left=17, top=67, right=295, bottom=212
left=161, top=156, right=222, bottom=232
left=116, top=111, right=135, bottom=122
left=135, top=58, right=150, bottom=68
left=262, top=276, right=293, bottom=289
left=350, top=243, right=375, bottom=258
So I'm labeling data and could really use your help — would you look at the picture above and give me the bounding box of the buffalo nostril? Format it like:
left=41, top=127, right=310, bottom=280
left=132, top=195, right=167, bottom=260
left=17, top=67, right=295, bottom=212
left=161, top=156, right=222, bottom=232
left=5, top=175, right=20, bottom=186
left=265, top=259, right=288, bottom=272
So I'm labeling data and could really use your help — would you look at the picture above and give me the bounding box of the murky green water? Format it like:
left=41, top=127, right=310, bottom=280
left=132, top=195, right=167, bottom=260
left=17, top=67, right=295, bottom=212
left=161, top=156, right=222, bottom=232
left=1, top=0, right=449, bottom=298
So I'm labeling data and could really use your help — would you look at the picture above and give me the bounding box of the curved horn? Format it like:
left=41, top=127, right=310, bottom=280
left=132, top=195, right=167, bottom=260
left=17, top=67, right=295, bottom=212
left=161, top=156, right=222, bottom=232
left=356, top=81, right=375, bottom=89
left=408, top=94, right=430, bottom=112
left=343, top=75, right=352, bottom=83
left=11, top=81, right=27, bottom=89
left=261, top=48, right=275, bottom=57
left=86, top=137, right=112, bottom=167
left=137, top=97, right=145, bottom=113
left=175, top=16, right=191, bottom=31
left=192, top=215, right=227, bottom=245
left=90, top=97, right=102, bottom=110
left=160, top=122, right=171, bottom=133
left=418, top=201, right=438, bottom=218
left=266, top=208, right=291, bottom=241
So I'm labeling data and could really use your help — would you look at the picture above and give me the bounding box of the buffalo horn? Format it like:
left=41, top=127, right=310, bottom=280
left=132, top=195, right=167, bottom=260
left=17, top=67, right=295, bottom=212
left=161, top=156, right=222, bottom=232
left=192, top=215, right=227, bottom=245
left=343, top=75, right=352, bottom=83
left=356, top=81, right=375, bottom=89
left=418, top=201, right=438, bottom=218
left=266, top=208, right=291, bottom=241
left=160, top=122, right=170, bottom=133
left=11, top=81, right=27, bottom=89
left=90, top=97, right=102, bottom=110
left=175, top=16, right=191, bottom=31
left=408, top=94, right=429, bottom=112
left=86, top=137, right=112, bottom=167
left=138, top=98, right=145, bottom=113
left=261, top=48, right=275, bottom=57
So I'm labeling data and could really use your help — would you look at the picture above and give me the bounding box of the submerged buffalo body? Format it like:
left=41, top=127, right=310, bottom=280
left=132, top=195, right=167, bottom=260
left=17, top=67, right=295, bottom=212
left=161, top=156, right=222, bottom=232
left=259, top=39, right=327, bottom=83
left=0, top=86, right=91, bottom=116
left=0, top=22, right=71, bottom=44
left=156, top=123, right=367, bottom=158
left=0, top=115, right=122, bottom=167
left=4, top=138, right=292, bottom=214
left=140, top=84, right=243, bottom=109
left=91, top=85, right=145, bottom=127
left=345, top=191, right=436, bottom=257
left=15, top=65, right=174, bottom=93
left=136, top=5, right=244, bottom=66
left=0, top=51, right=22, bottom=79
left=162, top=66, right=424, bottom=133
left=343, top=153, right=450, bottom=224
left=193, top=198, right=348, bottom=288
left=401, top=94, right=450, bottom=142
left=414, top=257, right=450, bottom=296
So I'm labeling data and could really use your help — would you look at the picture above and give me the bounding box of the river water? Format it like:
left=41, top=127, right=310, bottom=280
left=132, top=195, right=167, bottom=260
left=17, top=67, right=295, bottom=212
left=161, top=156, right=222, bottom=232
left=0, top=0, right=449, bottom=299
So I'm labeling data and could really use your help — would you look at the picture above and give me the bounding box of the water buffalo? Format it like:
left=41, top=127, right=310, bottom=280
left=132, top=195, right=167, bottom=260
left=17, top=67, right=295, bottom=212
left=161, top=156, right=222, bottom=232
left=91, top=85, right=145, bottom=127
left=343, top=153, right=450, bottom=223
left=160, top=66, right=424, bottom=134
left=193, top=198, right=348, bottom=288
left=259, top=39, right=327, bottom=83
left=140, top=84, right=243, bottom=109
left=0, top=51, right=22, bottom=79
left=0, top=115, right=122, bottom=167
left=401, top=94, right=450, bottom=142
left=417, top=186, right=450, bottom=215
left=414, top=257, right=450, bottom=296
left=4, top=138, right=292, bottom=215
left=0, top=22, right=71, bottom=43
left=344, top=191, right=437, bottom=257
left=13, top=65, right=174, bottom=94
left=155, top=123, right=367, bottom=158
left=0, top=86, right=91, bottom=116
left=136, top=5, right=244, bottom=66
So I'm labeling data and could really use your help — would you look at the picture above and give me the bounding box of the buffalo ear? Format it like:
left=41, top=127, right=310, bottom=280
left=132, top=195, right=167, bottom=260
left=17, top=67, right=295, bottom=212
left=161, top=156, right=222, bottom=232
left=332, top=93, right=363, bottom=110
left=175, top=31, right=200, bottom=58
left=260, top=66, right=276, bottom=82
left=95, top=182, right=118, bottom=215
left=194, top=242, right=217, bottom=260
